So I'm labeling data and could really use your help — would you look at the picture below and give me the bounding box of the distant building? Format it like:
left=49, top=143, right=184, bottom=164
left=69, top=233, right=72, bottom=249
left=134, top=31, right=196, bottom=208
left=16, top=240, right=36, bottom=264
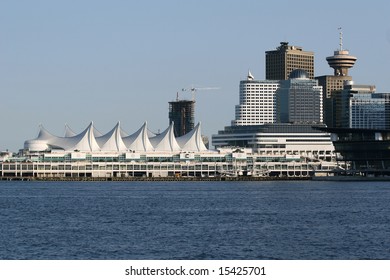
left=315, top=29, right=357, bottom=126
left=232, top=71, right=279, bottom=126
left=337, top=82, right=390, bottom=129
left=277, top=69, right=323, bottom=124
left=349, top=93, right=390, bottom=129
left=168, top=99, right=195, bottom=137
left=265, top=42, right=314, bottom=80
left=316, top=75, right=352, bottom=126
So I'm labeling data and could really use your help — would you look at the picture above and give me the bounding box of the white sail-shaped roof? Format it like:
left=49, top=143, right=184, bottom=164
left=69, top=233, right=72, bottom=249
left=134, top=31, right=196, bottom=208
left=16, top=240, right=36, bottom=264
left=150, top=122, right=181, bottom=152
left=122, top=122, right=154, bottom=151
left=25, top=121, right=209, bottom=153
left=177, top=122, right=207, bottom=152
left=36, top=125, right=59, bottom=141
left=24, top=125, right=56, bottom=151
left=98, top=122, right=128, bottom=151
left=52, top=122, right=100, bottom=151
left=64, top=124, right=77, bottom=137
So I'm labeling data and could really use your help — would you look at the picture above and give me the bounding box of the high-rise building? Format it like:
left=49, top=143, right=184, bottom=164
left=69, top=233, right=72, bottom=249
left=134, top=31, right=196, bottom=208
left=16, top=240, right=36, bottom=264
left=336, top=82, right=390, bottom=129
left=315, top=29, right=357, bottom=126
left=232, top=71, right=279, bottom=126
left=277, top=69, right=323, bottom=124
left=265, top=42, right=314, bottom=80
left=168, top=99, right=195, bottom=137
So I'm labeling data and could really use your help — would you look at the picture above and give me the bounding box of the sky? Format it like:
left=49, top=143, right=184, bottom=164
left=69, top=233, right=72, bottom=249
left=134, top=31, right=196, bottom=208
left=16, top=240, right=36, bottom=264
left=1, top=0, right=390, bottom=152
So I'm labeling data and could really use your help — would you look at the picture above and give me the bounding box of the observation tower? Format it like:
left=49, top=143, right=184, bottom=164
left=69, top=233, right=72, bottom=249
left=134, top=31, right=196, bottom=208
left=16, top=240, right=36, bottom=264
left=326, top=28, right=357, bottom=76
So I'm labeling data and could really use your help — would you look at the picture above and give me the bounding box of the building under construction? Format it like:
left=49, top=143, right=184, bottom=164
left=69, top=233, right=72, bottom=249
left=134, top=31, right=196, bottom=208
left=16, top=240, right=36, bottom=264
left=169, top=99, right=195, bottom=137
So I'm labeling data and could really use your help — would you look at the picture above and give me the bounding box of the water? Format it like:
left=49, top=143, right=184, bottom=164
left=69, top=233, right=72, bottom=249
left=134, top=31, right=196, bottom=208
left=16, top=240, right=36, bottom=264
left=0, top=180, right=389, bottom=260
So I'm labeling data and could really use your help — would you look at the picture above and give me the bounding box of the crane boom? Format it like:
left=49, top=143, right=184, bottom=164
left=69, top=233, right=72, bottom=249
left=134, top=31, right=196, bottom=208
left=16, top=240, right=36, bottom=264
left=181, top=86, right=220, bottom=101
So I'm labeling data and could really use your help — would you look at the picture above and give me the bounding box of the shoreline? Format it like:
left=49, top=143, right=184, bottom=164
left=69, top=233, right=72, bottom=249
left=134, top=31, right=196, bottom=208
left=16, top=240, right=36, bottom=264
left=1, top=176, right=310, bottom=182
left=2, top=175, right=390, bottom=182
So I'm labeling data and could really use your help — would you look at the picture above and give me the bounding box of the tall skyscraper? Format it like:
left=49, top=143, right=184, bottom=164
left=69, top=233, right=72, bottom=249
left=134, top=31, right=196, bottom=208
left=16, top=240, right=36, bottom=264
left=265, top=42, right=314, bottom=80
left=277, top=69, right=323, bottom=124
left=232, top=71, right=279, bottom=126
left=168, top=99, right=195, bottom=137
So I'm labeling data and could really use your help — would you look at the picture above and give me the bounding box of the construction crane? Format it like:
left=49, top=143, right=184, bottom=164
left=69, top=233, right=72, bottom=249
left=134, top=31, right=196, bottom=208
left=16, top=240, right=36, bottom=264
left=181, top=86, right=220, bottom=101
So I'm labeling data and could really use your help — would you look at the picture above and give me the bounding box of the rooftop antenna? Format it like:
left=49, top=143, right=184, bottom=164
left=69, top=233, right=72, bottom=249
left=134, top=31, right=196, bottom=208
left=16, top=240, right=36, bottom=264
left=338, top=27, right=343, bottom=51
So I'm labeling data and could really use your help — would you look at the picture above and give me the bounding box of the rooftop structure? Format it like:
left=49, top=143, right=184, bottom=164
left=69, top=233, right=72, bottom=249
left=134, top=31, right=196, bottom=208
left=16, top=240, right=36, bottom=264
left=326, top=28, right=357, bottom=76
left=24, top=122, right=207, bottom=153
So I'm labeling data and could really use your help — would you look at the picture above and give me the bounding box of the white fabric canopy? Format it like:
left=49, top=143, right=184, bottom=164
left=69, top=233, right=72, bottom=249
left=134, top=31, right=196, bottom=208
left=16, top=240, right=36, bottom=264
left=25, top=121, right=208, bottom=153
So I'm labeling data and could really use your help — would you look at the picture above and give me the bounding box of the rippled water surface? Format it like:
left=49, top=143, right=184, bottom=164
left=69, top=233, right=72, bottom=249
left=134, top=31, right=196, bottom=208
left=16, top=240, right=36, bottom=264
left=0, top=180, right=389, bottom=259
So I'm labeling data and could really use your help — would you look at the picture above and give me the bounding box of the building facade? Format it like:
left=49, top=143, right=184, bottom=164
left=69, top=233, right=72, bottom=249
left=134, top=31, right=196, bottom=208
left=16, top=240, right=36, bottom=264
left=168, top=99, right=195, bottom=137
left=335, top=82, right=380, bottom=128
left=318, top=127, right=390, bottom=177
left=349, top=92, right=390, bottom=129
left=232, top=71, right=279, bottom=126
left=277, top=69, right=323, bottom=124
left=265, top=42, right=314, bottom=80
left=316, top=75, right=352, bottom=126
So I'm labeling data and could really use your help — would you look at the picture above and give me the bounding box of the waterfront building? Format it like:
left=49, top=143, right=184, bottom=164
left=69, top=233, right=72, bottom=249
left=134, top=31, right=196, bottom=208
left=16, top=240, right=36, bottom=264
left=277, top=69, right=323, bottom=124
left=168, top=99, right=195, bottom=137
left=0, top=120, right=336, bottom=179
left=232, top=71, right=279, bottom=126
left=317, top=126, right=390, bottom=177
left=315, top=30, right=356, bottom=126
left=265, top=42, right=314, bottom=80
left=212, top=123, right=334, bottom=161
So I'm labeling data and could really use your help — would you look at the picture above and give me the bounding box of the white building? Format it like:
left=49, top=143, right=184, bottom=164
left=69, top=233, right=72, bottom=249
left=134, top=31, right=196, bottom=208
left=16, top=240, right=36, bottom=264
left=212, top=123, right=335, bottom=162
left=232, top=71, right=279, bottom=126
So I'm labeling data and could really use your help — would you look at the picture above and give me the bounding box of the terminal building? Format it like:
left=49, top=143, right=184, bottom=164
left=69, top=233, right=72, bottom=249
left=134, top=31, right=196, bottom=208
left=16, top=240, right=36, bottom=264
left=0, top=120, right=334, bottom=179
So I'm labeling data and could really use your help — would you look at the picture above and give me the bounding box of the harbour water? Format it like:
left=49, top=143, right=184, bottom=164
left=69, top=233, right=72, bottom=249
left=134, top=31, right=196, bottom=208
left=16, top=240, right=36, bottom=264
left=0, top=180, right=389, bottom=260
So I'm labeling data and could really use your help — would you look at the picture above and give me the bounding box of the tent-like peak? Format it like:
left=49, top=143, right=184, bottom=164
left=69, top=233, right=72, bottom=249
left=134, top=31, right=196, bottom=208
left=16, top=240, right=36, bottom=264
left=64, top=124, right=77, bottom=137
left=36, top=125, right=58, bottom=141
left=98, top=122, right=127, bottom=151
left=24, top=121, right=210, bottom=153
left=177, top=122, right=207, bottom=152
left=122, top=122, right=154, bottom=151
left=57, top=122, right=101, bottom=151
left=150, top=122, right=181, bottom=152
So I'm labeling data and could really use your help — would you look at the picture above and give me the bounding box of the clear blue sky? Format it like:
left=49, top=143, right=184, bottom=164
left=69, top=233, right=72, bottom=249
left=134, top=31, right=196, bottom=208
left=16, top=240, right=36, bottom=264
left=1, top=0, right=389, bottom=151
